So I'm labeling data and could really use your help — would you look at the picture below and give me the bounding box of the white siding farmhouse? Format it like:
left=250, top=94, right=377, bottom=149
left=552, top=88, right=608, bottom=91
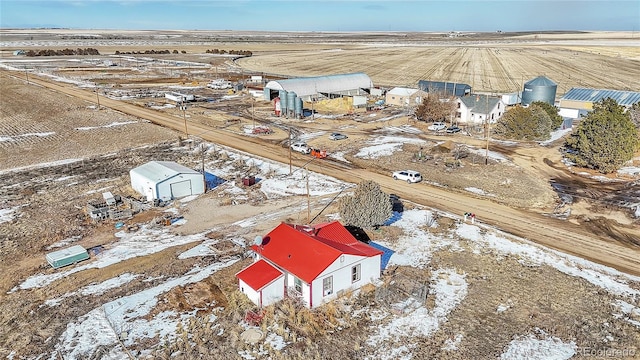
left=236, top=221, right=383, bottom=309
left=456, top=94, right=505, bottom=125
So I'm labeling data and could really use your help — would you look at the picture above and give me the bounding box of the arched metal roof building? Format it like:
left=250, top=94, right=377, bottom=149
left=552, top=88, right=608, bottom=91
left=264, top=72, right=373, bottom=100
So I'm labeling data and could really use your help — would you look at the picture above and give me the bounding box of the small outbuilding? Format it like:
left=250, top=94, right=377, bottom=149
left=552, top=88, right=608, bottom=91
left=385, top=87, right=426, bottom=107
left=130, top=161, right=204, bottom=202
left=46, top=245, right=90, bottom=269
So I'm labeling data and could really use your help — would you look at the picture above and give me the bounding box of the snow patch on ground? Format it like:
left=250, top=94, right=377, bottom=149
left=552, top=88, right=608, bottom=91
left=11, top=225, right=207, bottom=292
left=378, top=209, right=461, bottom=268
left=612, top=300, right=640, bottom=328
left=500, top=329, right=576, bottom=360
left=366, top=268, right=467, bottom=359
left=355, top=135, right=426, bottom=159
left=75, top=121, right=138, bottom=130
left=442, top=333, right=463, bottom=351
left=457, top=224, right=640, bottom=298
left=0, top=131, right=56, bottom=142
left=465, top=186, right=495, bottom=197
left=0, top=206, right=22, bottom=224
left=45, top=273, right=140, bottom=307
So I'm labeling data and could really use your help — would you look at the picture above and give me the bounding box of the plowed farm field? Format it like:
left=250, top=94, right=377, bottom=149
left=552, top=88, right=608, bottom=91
left=239, top=40, right=640, bottom=93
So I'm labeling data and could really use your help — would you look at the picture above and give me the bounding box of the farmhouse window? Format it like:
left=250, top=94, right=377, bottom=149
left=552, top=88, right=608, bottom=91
left=294, top=278, right=302, bottom=294
left=323, top=276, right=333, bottom=296
left=352, top=264, right=361, bottom=283
left=457, top=102, right=461, bottom=109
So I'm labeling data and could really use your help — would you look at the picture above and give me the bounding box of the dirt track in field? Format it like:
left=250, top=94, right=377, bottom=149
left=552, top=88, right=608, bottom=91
left=8, top=69, right=639, bottom=277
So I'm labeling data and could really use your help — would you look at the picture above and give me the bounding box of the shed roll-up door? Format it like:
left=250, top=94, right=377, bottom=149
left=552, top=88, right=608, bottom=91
left=170, top=180, right=192, bottom=198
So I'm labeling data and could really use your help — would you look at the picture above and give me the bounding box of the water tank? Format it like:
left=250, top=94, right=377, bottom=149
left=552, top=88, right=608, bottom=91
left=286, top=91, right=297, bottom=116
left=279, top=90, right=288, bottom=114
left=294, top=97, right=303, bottom=118
left=522, top=76, right=557, bottom=106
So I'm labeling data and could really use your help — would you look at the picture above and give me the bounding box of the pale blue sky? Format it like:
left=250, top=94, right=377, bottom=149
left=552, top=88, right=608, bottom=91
left=1, top=1, right=639, bottom=32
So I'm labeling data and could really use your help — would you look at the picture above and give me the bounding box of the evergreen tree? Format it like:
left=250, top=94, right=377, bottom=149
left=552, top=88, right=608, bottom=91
left=339, top=181, right=392, bottom=229
left=565, top=98, right=640, bottom=173
left=531, top=101, right=564, bottom=129
left=493, top=105, right=552, bottom=141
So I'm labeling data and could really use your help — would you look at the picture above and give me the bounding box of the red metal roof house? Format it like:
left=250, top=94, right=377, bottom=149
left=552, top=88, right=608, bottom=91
left=236, top=221, right=383, bottom=309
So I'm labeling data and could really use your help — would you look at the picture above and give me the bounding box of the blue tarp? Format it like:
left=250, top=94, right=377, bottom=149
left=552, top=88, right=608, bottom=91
left=368, top=241, right=394, bottom=270
left=204, top=172, right=226, bottom=190
left=384, top=211, right=403, bottom=226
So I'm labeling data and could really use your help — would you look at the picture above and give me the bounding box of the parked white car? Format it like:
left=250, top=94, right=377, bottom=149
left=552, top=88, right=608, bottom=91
left=392, top=170, right=422, bottom=183
left=291, top=142, right=311, bottom=154
left=428, top=122, right=447, bottom=131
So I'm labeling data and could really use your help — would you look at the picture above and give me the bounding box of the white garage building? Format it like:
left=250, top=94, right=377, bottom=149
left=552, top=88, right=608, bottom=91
left=130, top=161, right=204, bottom=202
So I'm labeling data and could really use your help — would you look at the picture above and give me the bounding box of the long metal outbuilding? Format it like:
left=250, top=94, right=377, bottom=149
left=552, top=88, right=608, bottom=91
left=418, top=80, right=471, bottom=97
left=559, top=87, right=640, bottom=111
left=263, top=72, right=373, bottom=100
left=46, top=245, right=90, bottom=269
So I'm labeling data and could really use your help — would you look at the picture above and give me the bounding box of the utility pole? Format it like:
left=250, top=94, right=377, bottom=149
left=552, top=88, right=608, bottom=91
left=289, top=126, right=292, bottom=175
left=95, top=87, right=100, bottom=110
left=252, top=96, right=255, bottom=129
left=200, top=143, right=207, bottom=192
left=485, top=94, right=490, bottom=165
left=181, top=99, right=188, bottom=136
left=306, top=166, right=310, bottom=224
left=312, top=84, right=317, bottom=121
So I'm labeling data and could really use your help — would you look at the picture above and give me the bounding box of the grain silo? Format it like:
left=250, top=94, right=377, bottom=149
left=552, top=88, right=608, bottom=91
left=294, top=96, right=303, bottom=118
left=522, top=76, right=557, bottom=106
left=286, top=91, right=297, bottom=117
left=279, top=90, right=288, bottom=116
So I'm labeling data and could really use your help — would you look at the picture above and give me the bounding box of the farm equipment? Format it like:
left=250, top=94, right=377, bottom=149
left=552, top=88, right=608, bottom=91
left=310, top=148, right=327, bottom=159
left=252, top=126, right=272, bottom=135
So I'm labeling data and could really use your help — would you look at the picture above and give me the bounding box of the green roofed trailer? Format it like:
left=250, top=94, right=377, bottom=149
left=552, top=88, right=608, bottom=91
left=46, top=245, right=90, bottom=269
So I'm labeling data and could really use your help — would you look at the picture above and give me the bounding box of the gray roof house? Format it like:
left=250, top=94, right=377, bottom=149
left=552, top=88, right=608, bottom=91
left=456, top=94, right=505, bottom=125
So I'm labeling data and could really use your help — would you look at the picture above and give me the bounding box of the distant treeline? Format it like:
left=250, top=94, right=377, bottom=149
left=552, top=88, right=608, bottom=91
left=115, top=50, right=186, bottom=55
left=205, top=49, right=253, bottom=56
left=112, top=49, right=253, bottom=56
left=25, top=48, right=100, bottom=56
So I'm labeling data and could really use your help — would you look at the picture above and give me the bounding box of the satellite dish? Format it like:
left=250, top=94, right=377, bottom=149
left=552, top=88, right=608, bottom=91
left=254, top=236, right=263, bottom=246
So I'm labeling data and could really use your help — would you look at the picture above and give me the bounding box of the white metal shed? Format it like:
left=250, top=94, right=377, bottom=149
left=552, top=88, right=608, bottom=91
left=130, top=161, right=204, bottom=201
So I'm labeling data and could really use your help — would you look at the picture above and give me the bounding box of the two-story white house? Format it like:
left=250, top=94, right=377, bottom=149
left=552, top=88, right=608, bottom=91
left=236, top=221, right=383, bottom=309
left=455, top=94, right=505, bottom=126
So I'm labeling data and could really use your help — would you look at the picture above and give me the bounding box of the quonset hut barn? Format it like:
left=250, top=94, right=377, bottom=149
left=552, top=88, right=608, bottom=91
left=263, top=73, right=374, bottom=117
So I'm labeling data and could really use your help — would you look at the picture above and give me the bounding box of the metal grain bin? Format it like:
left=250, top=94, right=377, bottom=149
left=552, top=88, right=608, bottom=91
left=294, top=96, right=303, bottom=118
left=286, top=91, right=297, bottom=117
left=522, top=76, right=557, bottom=106
left=46, top=245, right=90, bottom=269
left=279, top=90, right=288, bottom=114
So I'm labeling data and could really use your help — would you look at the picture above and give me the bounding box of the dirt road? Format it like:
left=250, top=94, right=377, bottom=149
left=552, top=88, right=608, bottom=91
left=6, top=70, right=639, bottom=276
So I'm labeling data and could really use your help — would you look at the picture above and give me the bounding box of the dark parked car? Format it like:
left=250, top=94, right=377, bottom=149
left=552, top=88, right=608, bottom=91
left=446, top=125, right=462, bottom=134
left=329, top=132, right=348, bottom=140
